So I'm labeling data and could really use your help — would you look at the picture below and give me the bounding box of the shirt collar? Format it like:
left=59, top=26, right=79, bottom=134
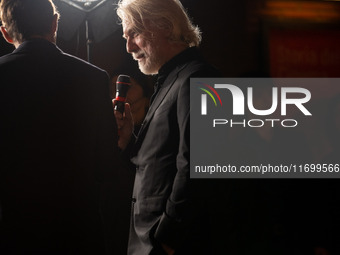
left=156, top=47, right=199, bottom=86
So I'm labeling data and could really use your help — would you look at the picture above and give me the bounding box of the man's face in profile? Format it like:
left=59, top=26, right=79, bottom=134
left=122, top=21, right=168, bottom=75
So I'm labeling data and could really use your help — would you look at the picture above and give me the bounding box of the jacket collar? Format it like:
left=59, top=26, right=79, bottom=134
left=13, top=39, right=62, bottom=55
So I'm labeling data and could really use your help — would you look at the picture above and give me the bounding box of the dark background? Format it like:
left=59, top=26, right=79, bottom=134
left=1, top=0, right=340, bottom=254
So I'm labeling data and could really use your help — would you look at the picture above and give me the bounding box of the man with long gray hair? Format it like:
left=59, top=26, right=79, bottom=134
left=115, top=0, right=219, bottom=254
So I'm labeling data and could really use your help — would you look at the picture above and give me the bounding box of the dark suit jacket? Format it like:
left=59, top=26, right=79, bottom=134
left=0, top=39, right=120, bottom=254
left=128, top=47, right=219, bottom=255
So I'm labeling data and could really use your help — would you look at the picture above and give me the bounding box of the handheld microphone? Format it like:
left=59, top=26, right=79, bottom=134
left=114, top=74, right=131, bottom=114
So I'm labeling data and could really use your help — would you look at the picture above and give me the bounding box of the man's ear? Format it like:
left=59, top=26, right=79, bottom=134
left=0, top=26, right=14, bottom=44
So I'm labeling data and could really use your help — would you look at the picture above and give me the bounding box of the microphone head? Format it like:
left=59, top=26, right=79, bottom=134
left=117, top=74, right=131, bottom=85
left=116, top=74, right=131, bottom=98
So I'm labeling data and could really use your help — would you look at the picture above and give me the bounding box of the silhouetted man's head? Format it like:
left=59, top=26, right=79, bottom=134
left=0, top=0, right=59, bottom=47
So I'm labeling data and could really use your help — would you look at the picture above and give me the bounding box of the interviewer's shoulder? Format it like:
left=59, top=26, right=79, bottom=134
left=60, top=51, right=109, bottom=78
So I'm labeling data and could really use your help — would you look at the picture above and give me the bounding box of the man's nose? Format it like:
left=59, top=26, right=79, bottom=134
left=126, top=37, right=138, bottom=53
